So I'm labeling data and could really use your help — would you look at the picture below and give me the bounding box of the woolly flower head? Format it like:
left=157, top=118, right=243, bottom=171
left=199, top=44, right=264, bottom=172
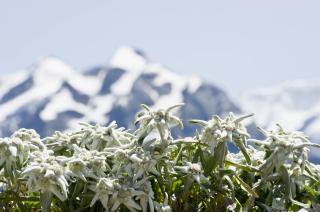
left=191, top=112, right=252, bottom=143
left=89, top=178, right=118, bottom=209
left=44, top=131, right=79, bottom=155
left=190, top=113, right=253, bottom=160
left=89, top=177, right=155, bottom=211
left=0, top=129, right=43, bottom=172
left=134, top=103, right=184, bottom=143
left=251, top=124, right=320, bottom=163
left=65, top=145, right=108, bottom=180
left=76, top=121, right=133, bottom=151
left=22, top=150, right=69, bottom=202
left=175, top=162, right=208, bottom=184
left=259, top=124, right=317, bottom=149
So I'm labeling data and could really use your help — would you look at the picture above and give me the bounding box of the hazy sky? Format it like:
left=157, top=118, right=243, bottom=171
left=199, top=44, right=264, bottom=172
left=1, top=0, right=320, bottom=96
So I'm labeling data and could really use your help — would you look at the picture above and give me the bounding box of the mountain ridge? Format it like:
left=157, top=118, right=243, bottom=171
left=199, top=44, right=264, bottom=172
left=0, top=46, right=239, bottom=139
left=1, top=47, right=319, bottom=162
left=241, top=79, right=320, bottom=139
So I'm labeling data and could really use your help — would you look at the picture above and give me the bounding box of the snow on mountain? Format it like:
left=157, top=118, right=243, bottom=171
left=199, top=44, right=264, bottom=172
left=241, top=79, right=320, bottom=135
left=33, top=57, right=101, bottom=95
left=145, top=63, right=202, bottom=109
left=40, top=88, right=90, bottom=122
left=0, top=71, right=28, bottom=97
left=2, top=47, right=318, bottom=161
left=0, top=57, right=100, bottom=123
left=0, top=46, right=239, bottom=138
left=241, top=79, right=320, bottom=161
left=110, top=47, right=147, bottom=96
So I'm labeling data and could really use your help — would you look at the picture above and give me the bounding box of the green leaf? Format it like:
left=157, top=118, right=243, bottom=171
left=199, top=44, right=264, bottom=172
left=225, top=160, right=259, bottom=173
left=213, top=141, right=227, bottom=168
left=279, top=165, right=310, bottom=209
left=219, top=169, right=235, bottom=176
left=234, top=175, right=258, bottom=198
left=189, top=119, right=208, bottom=126
left=199, top=150, right=216, bottom=176
left=235, top=140, right=251, bottom=165
left=303, top=185, right=320, bottom=202
left=192, top=147, right=201, bottom=163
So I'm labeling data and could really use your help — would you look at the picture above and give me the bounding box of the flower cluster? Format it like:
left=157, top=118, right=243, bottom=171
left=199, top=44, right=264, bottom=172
left=22, top=150, right=68, bottom=202
left=190, top=112, right=253, bottom=165
left=0, top=103, right=320, bottom=211
left=0, top=129, right=44, bottom=184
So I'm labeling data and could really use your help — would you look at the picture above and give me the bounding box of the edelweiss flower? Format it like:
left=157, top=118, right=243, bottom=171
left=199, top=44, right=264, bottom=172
left=133, top=177, right=155, bottom=212
left=247, top=145, right=265, bottom=166
left=249, top=125, right=319, bottom=209
left=190, top=113, right=252, bottom=144
left=44, top=131, right=78, bottom=154
left=77, top=121, right=133, bottom=151
left=66, top=158, right=88, bottom=181
left=111, top=149, right=133, bottom=176
left=0, top=129, right=43, bottom=172
left=227, top=152, right=246, bottom=165
left=22, top=150, right=68, bottom=202
left=90, top=177, right=149, bottom=211
left=11, top=128, right=44, bottom=151
left=130, top=152, right=159, bottom=181
left=90, top=178, right=118, bottom=209
left=65, top=145, right=108, bottom=180
left=108, top=185, right=144, bottom=212
left=0, top=138, right=19, bottom=171
left=175, top=162, right=208, bottom=184
left=249, top=124, right=320, bottom=176
left=190, top=113, right=253, bottom=164
left=134, top=103, right=184, bottom=144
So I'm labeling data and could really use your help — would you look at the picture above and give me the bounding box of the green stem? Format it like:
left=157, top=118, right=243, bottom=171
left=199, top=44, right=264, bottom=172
left=157, top=124, right=165, bottom=144
left=225, top=160, right=259, bottom=172
left=40, top=192, right=53, bottom=212
left=218, top=141, right=227, bottom=191
left=173, top=145, right=184, bottom=166
left=156, top=175, right=166, bottom=198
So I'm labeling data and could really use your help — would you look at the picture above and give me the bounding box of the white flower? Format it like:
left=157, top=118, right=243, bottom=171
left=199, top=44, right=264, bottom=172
left=0, top=138, right=18, bottom=171
left=250, top=124, right=320, bottom=176
left=70, top=145, right=109, bottom=178
left=11, top=128, right=44, bottom=151
left=0, top=129, right=43, bottom=173
left=134, top=103, right=184, bottom=144
left=109, top=186, right=144, bottom=212
left=77, top=121, right=133, bottom=151
left=89, top=178, right=117, bottom=209
left=133, top=178, right=155, bottom=212
left=111, top=149, right=133, bottom=176
left=130, top=152, right=160, bottom=181
left=175, top=162, right=208, bottom=184
left=66, top=158, right=88, bottom=181
left=44, top=131, right=78, bottom=154
left=22, top=150, right=69, bottom=202
left=190, top=113, right=253, bottom=164
left=90, top=177, right=150, bottom=211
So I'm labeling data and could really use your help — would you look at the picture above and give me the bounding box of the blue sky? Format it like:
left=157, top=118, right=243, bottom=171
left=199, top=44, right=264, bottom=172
left=1, top=0, right=320, bottom=96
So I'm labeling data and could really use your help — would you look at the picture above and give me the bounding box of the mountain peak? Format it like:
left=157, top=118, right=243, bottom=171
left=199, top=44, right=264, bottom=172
left=110, top=46, right=147, bottom=73
left=32, top=56, right=75, bottom=83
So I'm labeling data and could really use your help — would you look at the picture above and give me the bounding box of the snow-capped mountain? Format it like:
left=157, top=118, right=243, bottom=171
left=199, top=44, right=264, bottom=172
left=241, top=80, right=320, bottom=161
left=0, top=46, right=239, bottom=137
left=2, top=47, right=319, bottom=162
left=241, top=80, right=320, bottom=139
